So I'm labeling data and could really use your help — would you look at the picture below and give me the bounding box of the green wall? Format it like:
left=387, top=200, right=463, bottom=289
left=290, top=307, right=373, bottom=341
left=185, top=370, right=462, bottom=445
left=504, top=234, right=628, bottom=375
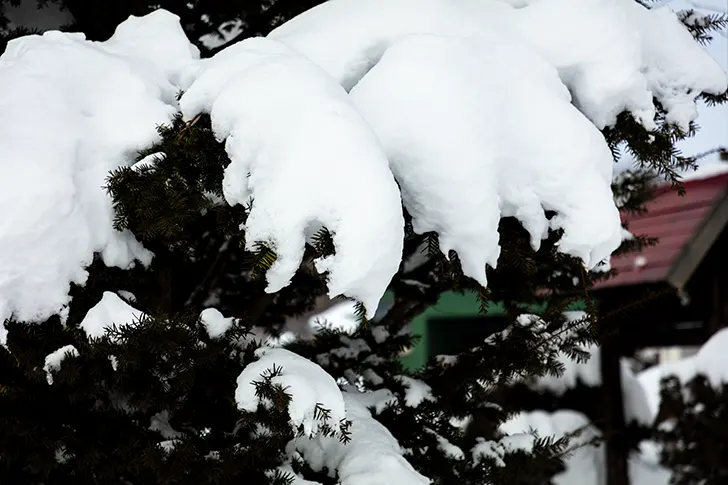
left=399, top=292, right=585, bottom=370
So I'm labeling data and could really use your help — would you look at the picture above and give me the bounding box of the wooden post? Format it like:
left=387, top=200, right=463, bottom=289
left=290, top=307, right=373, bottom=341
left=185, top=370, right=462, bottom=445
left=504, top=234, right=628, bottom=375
left=600, top=327, right=630, bottom=485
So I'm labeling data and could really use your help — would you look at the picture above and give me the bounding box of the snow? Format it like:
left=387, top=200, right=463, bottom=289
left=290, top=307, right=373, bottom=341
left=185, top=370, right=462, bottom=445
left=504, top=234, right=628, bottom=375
left=179, top=38, right=404, bottom=319
left=293, top=392, right=430, bottom=485
left=235, top=347, right=346, bottom=436
left=116, top=290, right=136, bottom=303
left=638, top=327, right=728, bottom=420
left=149, top=410, right=183, bottom=440
left=425, top=428, right=465, bottom=460
left=370, top=326, right=389, bottom=344
left=271, top=0, right=726, bottom=131
left=615, top=0, right=728, bottom=174
left=310, top=301, right=361, bottom=334
left=199, top=307, right=235, bottom=339
left=79, top=291, right=146, bottom=340
left=0, top=10, right=197, bottom=332
left=472, top=434, right=535, bottom=466
left=502, top=410, right=671, bottom=485
left=394, top=375, right=436, bottom=407
left=1, top=1, right=725, bottom=335
left=130, top=152, right=164, bottom=172
left=680, top=161, right=728, bottom=181
left=351, top=33, right=619, bottom=278
left=531, top=342, right=654, bottom=425
left=43, top=344, right=79, bottom=385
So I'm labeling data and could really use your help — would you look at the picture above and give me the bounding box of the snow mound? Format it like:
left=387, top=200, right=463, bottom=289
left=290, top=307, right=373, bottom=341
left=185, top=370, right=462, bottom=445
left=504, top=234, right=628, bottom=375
left=271, top=0, right=726, bottom=131
left=179, top=38, right=404, bottom=319
left=638, top=327, right=728, bottom=420
left=235, top=347, right=346, bottom=436
left=351, top=33, right=620, bottom=279
left=294, top=392, right=430, bottom=485
left=80, top=291, right=146, bottom=340
left=200, top=308, right=235, bottom=339
left=0, top=10, right=197, bottom=328
left=43, top=344, right=79, bottom=385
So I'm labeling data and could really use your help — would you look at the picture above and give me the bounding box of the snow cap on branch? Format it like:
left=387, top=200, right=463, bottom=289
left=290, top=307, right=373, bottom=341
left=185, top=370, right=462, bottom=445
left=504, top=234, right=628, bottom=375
left=236, top=347, right=347, bottom=436
left=80, top=292, right=146, bottom=340
left=179, top=38, right=405, bottom=319
left=294, top=392, right=431, bottom=485
left=0, top=10, right=196, bottom=331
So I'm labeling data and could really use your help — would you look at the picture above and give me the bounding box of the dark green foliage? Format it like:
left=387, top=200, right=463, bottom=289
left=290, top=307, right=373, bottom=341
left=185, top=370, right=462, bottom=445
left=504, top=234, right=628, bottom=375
left=655, top=374, right=728, bottom=485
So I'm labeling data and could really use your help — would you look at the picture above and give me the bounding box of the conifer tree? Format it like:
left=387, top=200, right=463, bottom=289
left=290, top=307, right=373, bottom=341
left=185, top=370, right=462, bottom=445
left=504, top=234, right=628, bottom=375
left=655, top=374, right=728, bottom=485
left=0, top=1, right=726, bottom=485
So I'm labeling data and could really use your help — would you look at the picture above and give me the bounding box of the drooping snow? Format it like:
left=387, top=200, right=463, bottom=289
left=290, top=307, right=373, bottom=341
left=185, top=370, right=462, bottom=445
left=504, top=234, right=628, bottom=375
left=199, top=308, right=235, bottom=339
left=638, top=327, right=728, bottom=420
left=293, top=392, right=430, bottom=485
left=352, top=33, right=620, bottom=278
left=43, top=344, right=79, bottom=385
left=179, top=38, right=404, bottom=319
left=235, top=347, right=346, bottom=436
left=79, top=291, right=146, bottom=340
left=0, top=10, right=198, bottom=329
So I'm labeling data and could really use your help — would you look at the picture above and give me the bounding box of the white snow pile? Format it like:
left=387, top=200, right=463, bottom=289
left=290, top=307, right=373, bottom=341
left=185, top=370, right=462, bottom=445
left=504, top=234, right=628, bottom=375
left=502, top=410, right=671, bottom=485
left=0, top=10, right=199, bottom=336
left=394, top=375, right=436, bottom=407
left=530, top=341, right=653, bottom=425
left=199, top=308, right=236, bottom=339
left=236, top=347, right=347, bottom=436
left=292, top=392, right=430, bottom=485
left=638, top=327, right=728, bottom=420
left=237, top=348, right=429, bottom=485
left=178, top=37, right=404, bottom=319
left=1, top=0, right=726, bottom=330
left=43, top=344, right=79, bottom=385
left=80, top=291, right=146, bottom=340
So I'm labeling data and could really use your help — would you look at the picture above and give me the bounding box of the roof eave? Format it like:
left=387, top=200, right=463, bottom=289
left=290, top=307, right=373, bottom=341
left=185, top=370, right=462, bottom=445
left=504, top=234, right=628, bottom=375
left=666, top=189, right=728, bottom=290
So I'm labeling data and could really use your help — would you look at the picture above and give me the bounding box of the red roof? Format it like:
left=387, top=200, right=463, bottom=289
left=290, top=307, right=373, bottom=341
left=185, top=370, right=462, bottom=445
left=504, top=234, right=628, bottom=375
left=596, top=170, right=728, bottom=289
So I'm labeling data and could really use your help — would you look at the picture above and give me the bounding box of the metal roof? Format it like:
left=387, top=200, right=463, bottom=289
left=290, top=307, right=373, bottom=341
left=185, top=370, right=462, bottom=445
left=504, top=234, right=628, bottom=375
left=596, top=170, right=728, bottom=290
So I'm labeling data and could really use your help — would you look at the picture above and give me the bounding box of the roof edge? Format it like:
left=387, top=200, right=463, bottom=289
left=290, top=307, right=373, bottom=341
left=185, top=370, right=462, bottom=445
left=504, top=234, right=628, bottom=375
left=666, top=188, right=728, bottom=290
